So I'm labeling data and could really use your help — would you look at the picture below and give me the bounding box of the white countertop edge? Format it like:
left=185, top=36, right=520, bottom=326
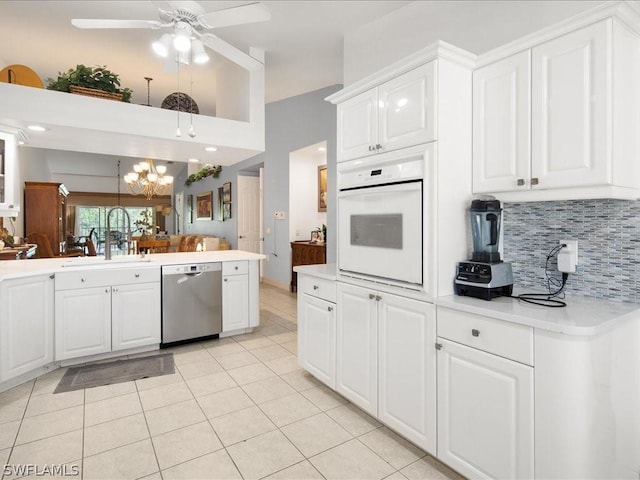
left=435, top=294, right=640, bottom=337
left=0, top=251, right=266, bottom=282
left=293, top=263, right=337, bottom=281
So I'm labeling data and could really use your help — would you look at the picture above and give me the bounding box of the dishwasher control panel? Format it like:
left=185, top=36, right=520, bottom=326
left=161, top=262, right=222, bottom=275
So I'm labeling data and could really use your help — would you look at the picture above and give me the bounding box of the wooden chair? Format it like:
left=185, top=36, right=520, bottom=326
left=178, top=235, right=198, bottom=252
left=27, top=232, right=85, bottom=259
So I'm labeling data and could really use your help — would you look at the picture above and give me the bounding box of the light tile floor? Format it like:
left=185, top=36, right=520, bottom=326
left=0, top=284, right=463, bottom=480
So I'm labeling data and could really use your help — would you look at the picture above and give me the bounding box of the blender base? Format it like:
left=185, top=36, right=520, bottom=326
left=454, top=282, right=513, bottom=301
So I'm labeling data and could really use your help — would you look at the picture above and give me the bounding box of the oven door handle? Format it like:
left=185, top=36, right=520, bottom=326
left=338, top=180, right=422, bottom=198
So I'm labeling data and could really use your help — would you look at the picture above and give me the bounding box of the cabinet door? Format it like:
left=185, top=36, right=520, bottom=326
left=336, top=283, right=377, bottom=416
left=473, top=51, right=531, bottom=193
left=111, top=282, right=161, bottom=351
left=437, top=338, right=534, bottom=480
left=222, top=274, right=249, bottom=332
left=55, top=287, right=112, bottom=361
left=378, top=294, right=436, bottom=454
left=532, top=20, right=609, bottom=189
left=0, top=131, right=20, bottom=216
left=298, top=294, right=336, bottom=388
left=337, top=89, right=378, bottom=162
left=379, top=62, right=436, bottom=153
left=0, top=275, right=53, bottom=382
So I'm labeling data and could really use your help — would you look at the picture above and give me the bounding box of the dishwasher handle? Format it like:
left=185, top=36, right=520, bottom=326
left=176, top=271, right=204, bottom=285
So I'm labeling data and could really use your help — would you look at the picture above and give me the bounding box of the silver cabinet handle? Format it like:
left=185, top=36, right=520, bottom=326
left=235, top=266, right=239, bottom=270
left=81, top=278, right=86, bottom=283
left=239, top=235, right=245, bottom=239
left=435, top=343, right=443, bottom=350
left=368, top=293, right=375, bottom=300
left=328, top=306, right=333, bottom=312
left=105, top=288, right=110, bottom=293
left=313, top=285, right=319, bottom=290
left=517, top=178, right=525, bottom=186
left=368, top=145, right=375, bottom=151
left=135, top=273, right=140, bottom=278
left=375, top=295, right=381, bottom=301
left=375, top=144, right=382, bottom=150
left=472, top=329, right=480, bottom=337
left=531, top=177, right=539, bottom=185
left=224, top=278, right=228, bottom=282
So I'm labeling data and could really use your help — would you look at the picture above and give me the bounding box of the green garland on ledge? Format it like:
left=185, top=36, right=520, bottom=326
left=185, top=165, right=222, bottom=186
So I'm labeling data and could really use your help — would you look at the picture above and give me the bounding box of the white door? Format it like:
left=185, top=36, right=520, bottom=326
left=378, top=294, right=437, bottom=454
left=237, top=175, right=261, bottom=255
left=259, top=167, right=264, bottom=280
left=473, top=51, right=531, bottom=193
left=298, top=294, right=336, bottom=389
left=55, top=286, right=112, bottom=360
left=336, top=282, right=378, bottom=416
left=337, top=88, right=379, bottom=162
left=111, top=282, right=161, bottom=351
left=379, top=62, right=437, bottom=153
left=532, top=20, right=609, bottom=189
left=437, top=338, right=534, bottom=480
left=222, top=274, right=249, bottom=332
left=0, top=275, right=54, bottom=382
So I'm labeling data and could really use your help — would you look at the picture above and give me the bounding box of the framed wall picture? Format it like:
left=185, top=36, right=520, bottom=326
left=318, top=165, right=327, bottom=212
left=196, top=191, right=213, bottom=220
left=217, top=187, right=224, bottom=221
left=222, top=182, right=232, bottom=203
left=223, top=202, right=232, bottom=220
left=186, top=194, right=193, bottom=223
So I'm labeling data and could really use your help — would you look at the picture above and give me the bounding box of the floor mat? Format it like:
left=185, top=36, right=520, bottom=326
left=53, top=353, right=174, bottom=394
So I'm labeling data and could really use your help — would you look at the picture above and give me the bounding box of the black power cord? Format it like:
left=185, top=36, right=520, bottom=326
left=510, top=244, right=569, bottom=308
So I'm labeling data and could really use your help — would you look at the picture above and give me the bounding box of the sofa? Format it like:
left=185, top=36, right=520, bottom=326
left=167, top=235, right=230, bottom=253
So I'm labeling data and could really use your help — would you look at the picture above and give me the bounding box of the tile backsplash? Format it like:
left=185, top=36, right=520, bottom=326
left=503, top=199, right=640, bottom=303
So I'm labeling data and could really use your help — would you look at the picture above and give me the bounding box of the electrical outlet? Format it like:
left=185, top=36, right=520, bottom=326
left=274, top=211, right=285, bottom=219
left=558, top=240, right=578, bottom=273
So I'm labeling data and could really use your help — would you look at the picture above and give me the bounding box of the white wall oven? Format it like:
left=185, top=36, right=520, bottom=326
left=337, top=144, right=432, bottom=287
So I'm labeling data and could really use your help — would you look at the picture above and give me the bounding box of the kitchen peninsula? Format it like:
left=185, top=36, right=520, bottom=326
left=0, top=250, right=264, bottom=393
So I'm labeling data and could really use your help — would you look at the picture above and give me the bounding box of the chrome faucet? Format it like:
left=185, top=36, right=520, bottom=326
left=105, top=206, right=131, bottom=260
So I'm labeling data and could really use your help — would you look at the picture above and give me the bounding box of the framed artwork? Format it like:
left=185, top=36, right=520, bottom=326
left=318, top=165, right=327, bottom=212
left=196, top=191, right=213, bottom=220
left=186, top=194, right=193, bottom=223
left=217, top=187, right=224, bottom=221
left=222, top=182, right=232, bottom=203
left=223, top=202, right=232, bottom=221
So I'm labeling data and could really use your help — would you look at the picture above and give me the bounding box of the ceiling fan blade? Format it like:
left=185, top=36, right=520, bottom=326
left=200, top=33, right=263, bottom=71
left=71, top=19, right=163, bottom=29
left=198, top=2, right=270, bottom=29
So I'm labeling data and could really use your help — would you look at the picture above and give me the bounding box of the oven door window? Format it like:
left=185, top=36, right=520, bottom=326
left=338, top=181, right=423, bottom=285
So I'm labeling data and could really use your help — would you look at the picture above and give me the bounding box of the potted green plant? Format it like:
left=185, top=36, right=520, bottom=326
left=46, top=64, right=132, bottom=102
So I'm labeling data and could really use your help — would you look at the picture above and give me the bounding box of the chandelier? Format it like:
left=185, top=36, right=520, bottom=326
left=124, top=159, right=174, bottom=200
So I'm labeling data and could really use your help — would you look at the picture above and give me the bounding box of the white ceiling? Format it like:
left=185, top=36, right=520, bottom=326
left=0, top=1, right=411, bottom=115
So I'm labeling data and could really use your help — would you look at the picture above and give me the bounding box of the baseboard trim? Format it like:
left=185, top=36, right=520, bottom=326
left=261, top=277, right=290, bottom=291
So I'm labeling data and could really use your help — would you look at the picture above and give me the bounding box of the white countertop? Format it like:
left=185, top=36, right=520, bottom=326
left=0, top=251, right=266, bottom=281
left=436, top=292, right=640, bottom=336
left=293, top=263, right=337, bottom=281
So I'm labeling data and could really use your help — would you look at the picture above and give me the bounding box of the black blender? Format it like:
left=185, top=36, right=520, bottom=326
left=454, top=196, right=513, bottom=300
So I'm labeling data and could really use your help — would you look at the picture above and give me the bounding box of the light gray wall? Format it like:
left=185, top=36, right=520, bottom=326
left=177, top=84, right=340, bottom=287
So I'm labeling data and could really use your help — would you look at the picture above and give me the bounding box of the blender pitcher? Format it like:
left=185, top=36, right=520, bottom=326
left=470, top=197, right=503, bottom=263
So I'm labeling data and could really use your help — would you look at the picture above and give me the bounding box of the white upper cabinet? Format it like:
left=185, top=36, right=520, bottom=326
left=531, top=20, right=608, bottom=189
left=473, top=50, right=531, bottom=193
left=0, top=130, right=20, bottom=216
left=337, top=62, right=436, bottom=162
left=473, top=17, right=640, bottom=200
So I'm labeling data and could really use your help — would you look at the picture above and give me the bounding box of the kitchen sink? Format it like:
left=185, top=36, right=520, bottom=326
left=61, top=256, right=152, bottom=267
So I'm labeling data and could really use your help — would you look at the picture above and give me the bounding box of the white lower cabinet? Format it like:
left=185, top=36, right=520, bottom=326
left=336, top=282, right=437, bottom=452
left=55, top=268, right=161, bottom=361
left=297, top=275, right=336, bottom=389
left=437, top=307, right=534, bottom=480
left=222, top=261, right=249, bottom=332
left=111, top=282, right=161, bottom=351
left=0, top=274, right=54, bottom=382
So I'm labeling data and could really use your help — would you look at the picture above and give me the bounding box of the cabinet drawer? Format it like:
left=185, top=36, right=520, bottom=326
left=437, top=307, right=533, bottom=366
left=55, top=267, right=160, bottom=290
left=222, top=261, right=248, bottom=276
left=299, top=275, right=336, bottom=303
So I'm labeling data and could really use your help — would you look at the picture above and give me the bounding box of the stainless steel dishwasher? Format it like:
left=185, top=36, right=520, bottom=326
left=161, top=263, right=222, bottom=346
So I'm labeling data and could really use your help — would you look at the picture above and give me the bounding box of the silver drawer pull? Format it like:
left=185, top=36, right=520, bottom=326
left=517, top=178, right=525, bottom=186
left=135, top=273, right=140, bottom=278
left=472, top=329, right=480, bottom=337
left=235, top=266, right=239, bottom=270
left=328, top=306, right=333, bottom=312
left=368, top=293, right=375, bottom=300
left=81, top=278, right=86, bottom=283
left=224, top=278, right=228, bottom=282
left=375, top=295, right=381, bottom=301
left=531, top=177, right=539, bottom=185
left=105, top=288, right=110, bottom=293
left=313, top=285, right=319, bottom=290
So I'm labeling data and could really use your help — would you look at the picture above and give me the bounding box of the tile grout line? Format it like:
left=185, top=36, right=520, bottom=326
left=2, top=379, right=36, bottom=480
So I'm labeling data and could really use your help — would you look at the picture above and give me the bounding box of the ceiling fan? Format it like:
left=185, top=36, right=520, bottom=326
left=71, top=1, right=269, bottom=71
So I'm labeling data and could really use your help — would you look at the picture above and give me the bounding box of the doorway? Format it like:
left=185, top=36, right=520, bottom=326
left=237, top=172, right=263, bottom=278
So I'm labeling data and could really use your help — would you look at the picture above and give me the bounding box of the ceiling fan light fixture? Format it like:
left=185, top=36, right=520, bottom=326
left=152, top=33, right=172, bottom=57
left=173, top=21, right=192, bottom=53
left=192, top=39, right=210, bottom=64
